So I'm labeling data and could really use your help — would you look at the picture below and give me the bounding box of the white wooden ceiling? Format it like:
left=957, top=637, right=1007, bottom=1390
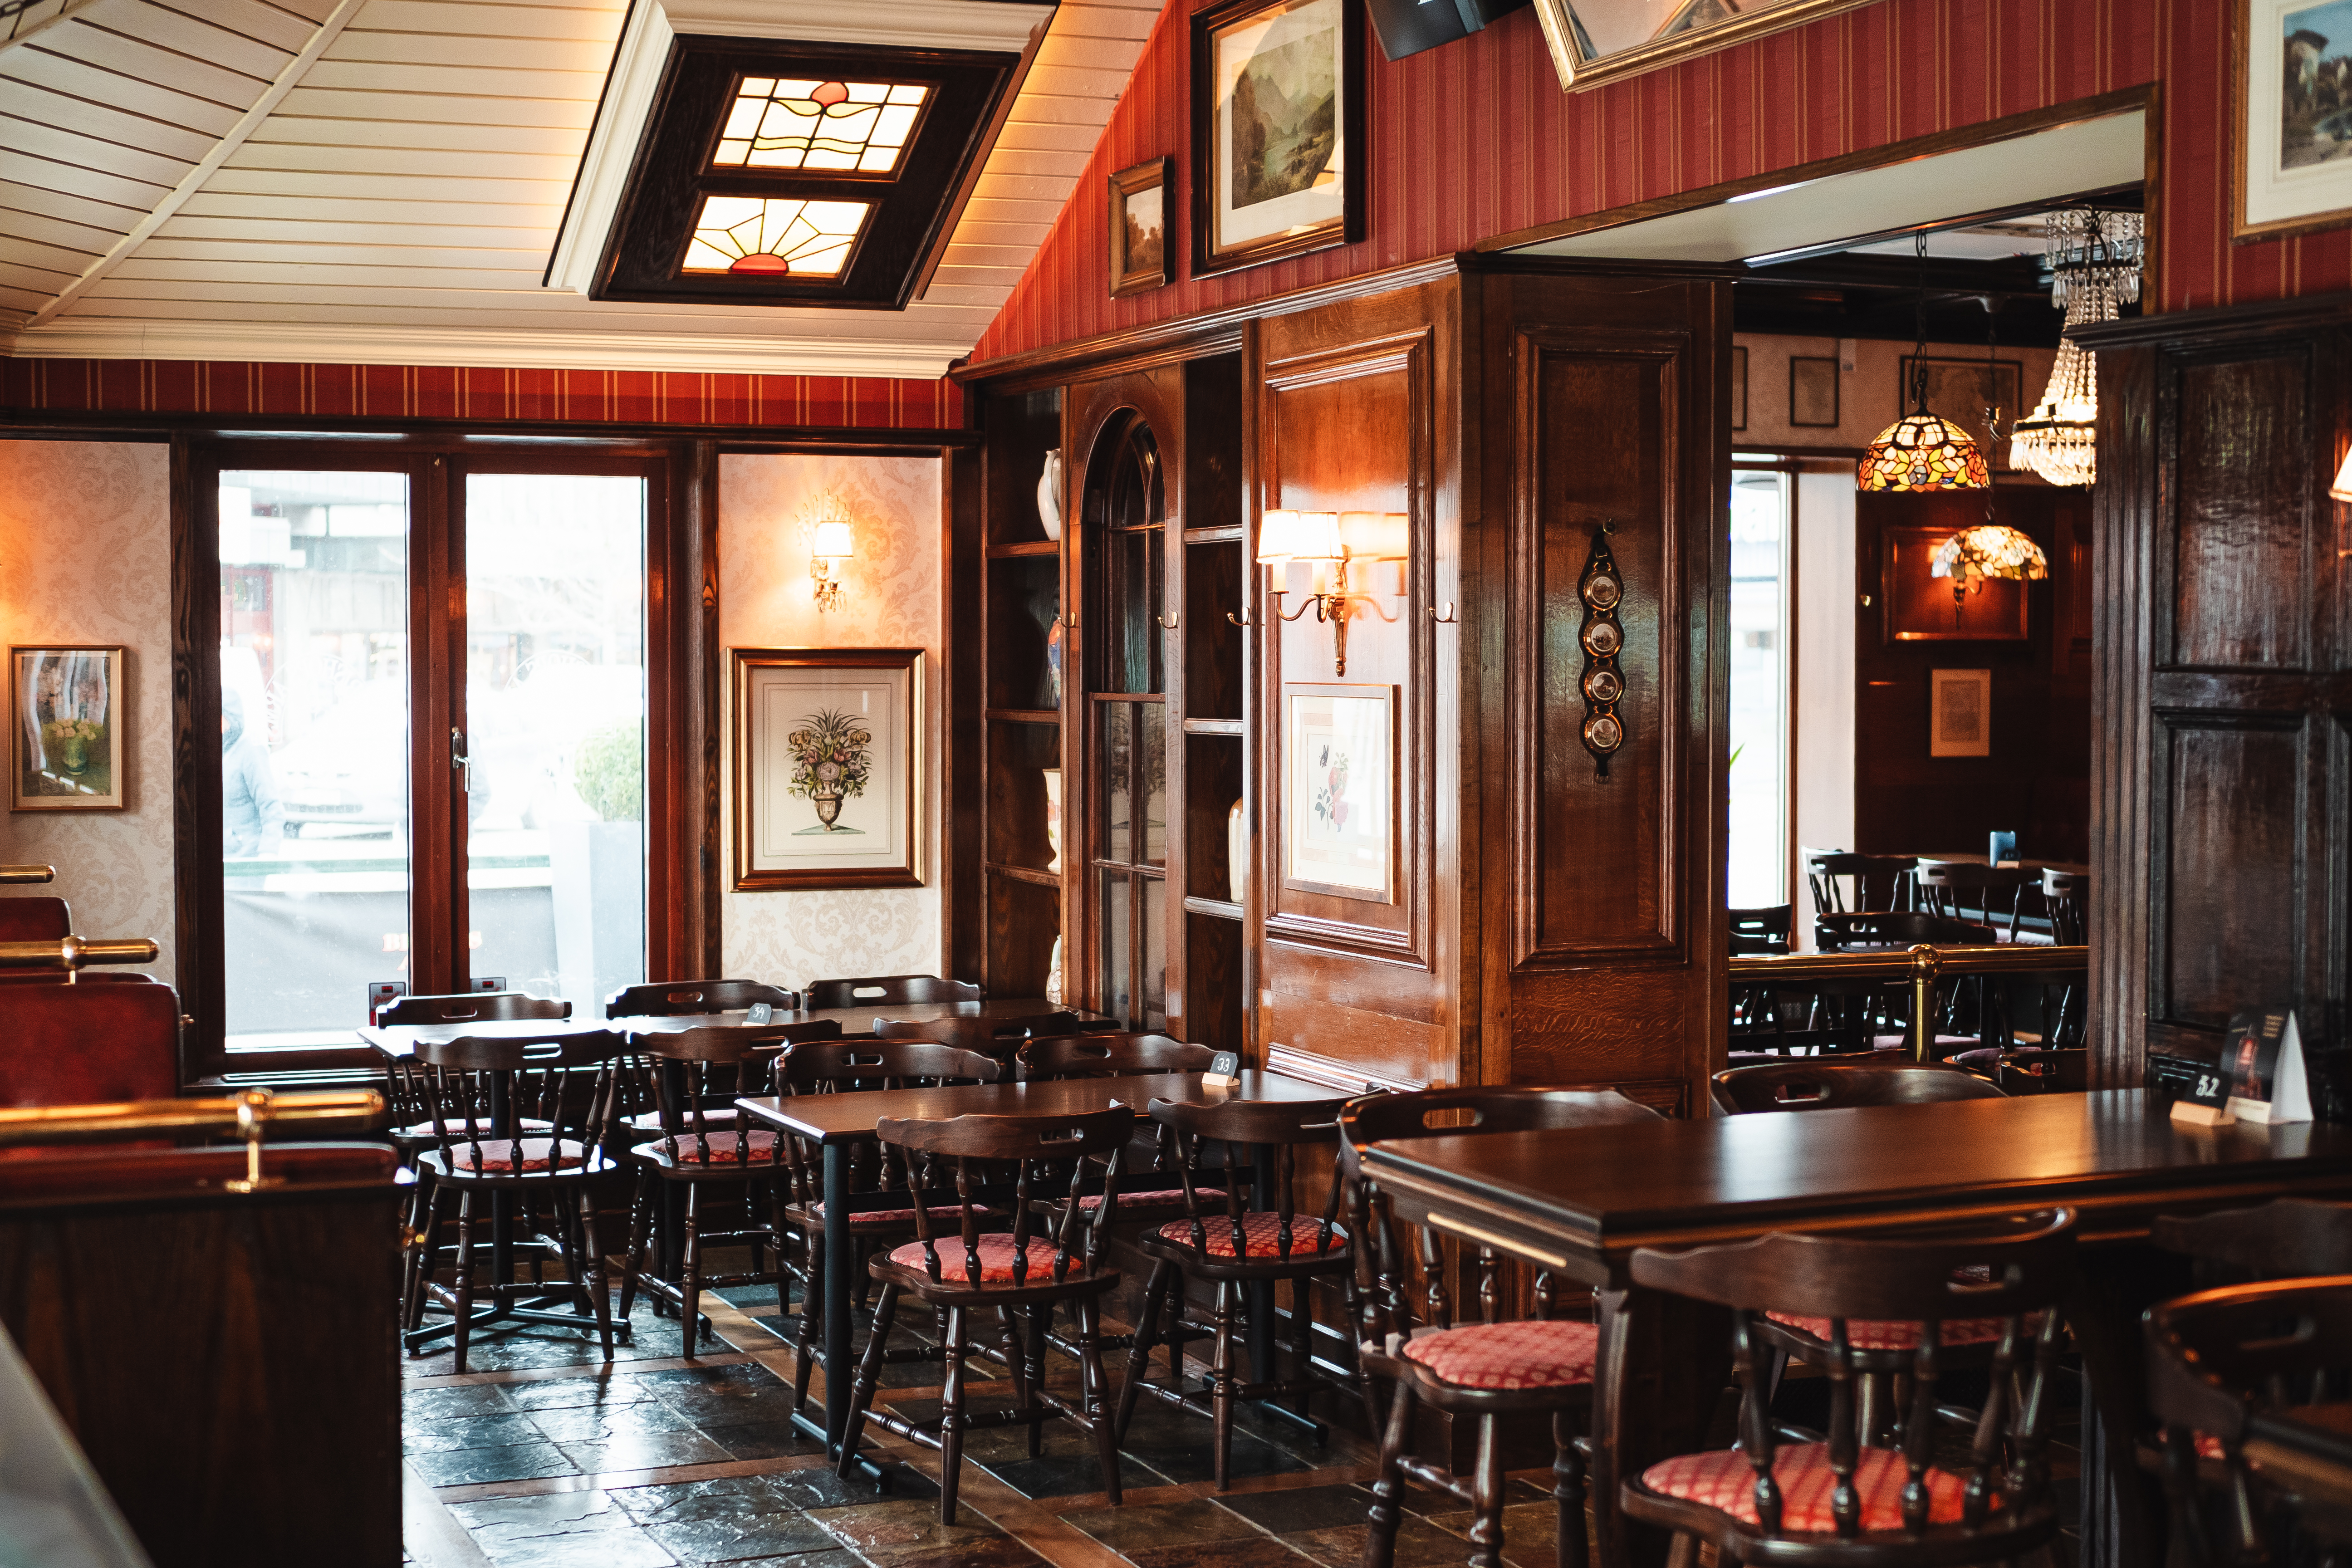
left=0, top=0, right=1156, bottom=377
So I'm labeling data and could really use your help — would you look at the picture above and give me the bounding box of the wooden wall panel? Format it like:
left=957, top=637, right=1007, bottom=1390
left=2170, top=357, right=2310, bottom=670
left=2156, top=717, right=2303, bottom=1029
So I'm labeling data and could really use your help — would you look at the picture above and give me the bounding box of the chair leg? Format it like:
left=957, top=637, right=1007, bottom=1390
left=1552, top=1410, right=1587, bottom=1568
left=579, top=1185, right=615, bottom=1360
left=1366, top=1376, right=1415, bottom=1568
left=938, top=1304, right=970, bottom=1525
left=836, top=1281, right=900, bottom=1481
left=1116, top=1259, right=1174, bottom=1441
left=618, top=1167, right=651, bottom=1321
left=451, top=1188, right=478, bottom=1374
left=995, top=1305, right=1039, bottom=1457
left=1210, top=1279, right=1237, bottom=1492
left=679, top=1179, right=703, bottom=1359
left=403, top=1180, right=444, bottom=1336
left=1468, top=1411, right=1505, bottom=1568
left=794, top=1237, right=823, bottom=1415
left=1077, top=1296, right=1123, bottom=1506
left=770, top=1178, right=794, bottom=1320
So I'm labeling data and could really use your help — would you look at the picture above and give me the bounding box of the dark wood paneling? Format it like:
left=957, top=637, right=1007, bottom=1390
left=2092, top=344, right=2157, bottom=1086
left=2155, top=715, right=2303, bottom=1029
left=2169, top=355, right=2310, bottom=670
left=945, top=443, right=986, bottom=983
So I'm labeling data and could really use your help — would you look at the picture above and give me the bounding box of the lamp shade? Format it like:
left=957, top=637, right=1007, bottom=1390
left=1858, top=411, right=1989, bottom=492
left=1256, top=508, right=1300, bottom=563
left=1288, top=511, right=1344, bottom=560
left=1930, top=524, right=2048, bottom=588
left=810, top=519, right=855, bottom=558
left=2332, top=448, right=2352, bottom=504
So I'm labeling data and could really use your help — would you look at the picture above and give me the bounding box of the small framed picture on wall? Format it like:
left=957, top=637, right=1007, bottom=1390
left=1788, top=355, right=1840, bottom=427
left=1109, top=157, right=1172, bottom=297
left=2236, top=0, right=2352, bottom=241
left=1283, top=683, right=1395, bottom=902
left=11, top=645, right=126, bottom=811
left=732, top=647, right=923, bottom=891
left=1929, top=668, right=1993, bottom=758
left=1192, top=0, right=1362, bottom=277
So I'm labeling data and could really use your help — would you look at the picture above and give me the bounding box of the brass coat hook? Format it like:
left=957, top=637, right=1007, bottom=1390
left=1431, top=602, right=1458, bottom=623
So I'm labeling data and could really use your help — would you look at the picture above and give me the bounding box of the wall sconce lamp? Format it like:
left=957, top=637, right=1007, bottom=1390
left=2331, top=447, right=2352, bottom=504
left=809, top=518, right=855, bottom=612
left=1256, top=509, right=1406, bottom=676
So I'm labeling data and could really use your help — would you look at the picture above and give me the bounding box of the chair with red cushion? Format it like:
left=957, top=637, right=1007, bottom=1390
left=770, top=1037, right=1004, bottom=1416
left=1342, top=1087, right=1665, bottom=1568
left=1114, top=1091, right=1358, bottom=1490
left=0, top=896, right=70, bottom=942
left=399, top=1030, right=626, bottom=1372
left=834, top=1105, right=1136, bottom=1523
left=1621, top=1209, right=2074, bottom=1565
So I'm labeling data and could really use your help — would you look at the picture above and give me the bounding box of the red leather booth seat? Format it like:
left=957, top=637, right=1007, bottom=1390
left=0, top=980, right=179, bottom=1107
left=0, top=897, right=70, bottom=941
left=0, top=1142, right=393, bottom=1203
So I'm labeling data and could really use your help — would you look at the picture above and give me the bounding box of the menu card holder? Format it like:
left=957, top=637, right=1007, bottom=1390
left=2221, top=1008, right=2314, bottom=1126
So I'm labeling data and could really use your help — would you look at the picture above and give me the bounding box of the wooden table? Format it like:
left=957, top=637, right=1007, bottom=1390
left=736, top=1069, right=1348, bottom=1476
left=1355, top=1090, right=2352, bottom=1568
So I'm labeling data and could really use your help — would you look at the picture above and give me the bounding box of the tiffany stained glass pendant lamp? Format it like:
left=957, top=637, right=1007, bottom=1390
left=1858, top=233, right=1989, bottom=494
left=1931, top=524, right=2048, bottom=606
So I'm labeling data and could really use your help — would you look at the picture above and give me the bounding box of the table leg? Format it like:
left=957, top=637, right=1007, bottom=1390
left=2068, top=1244, right=2190, bottom=1568
left=823, top=1142, right=853, bottom=1455
left=1589, top=1286, right=1730, bottom=1568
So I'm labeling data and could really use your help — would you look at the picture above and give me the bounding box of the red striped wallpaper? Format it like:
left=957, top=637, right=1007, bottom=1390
left=969, top=0, right=2346, bottom=367
left=0, top=357, right=964, bottom=432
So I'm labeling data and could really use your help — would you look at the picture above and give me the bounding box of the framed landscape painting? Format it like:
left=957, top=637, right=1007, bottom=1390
left=1192, top=0, right=1362, bottom=277
left=1110, top=157, right=1171, bottom=297
left=2238, top=0, right=2352, bottom=240
left=732, top=647, right=922, bottom=891
left=11, top=645, right=125, bottom=811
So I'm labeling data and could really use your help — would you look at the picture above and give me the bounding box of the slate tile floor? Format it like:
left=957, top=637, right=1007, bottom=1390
left=402, top=1262, right=2082, bottom=1568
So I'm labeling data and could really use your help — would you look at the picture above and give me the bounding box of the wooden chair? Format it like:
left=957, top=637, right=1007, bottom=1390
left=1620, top=1209, right=2076, bottom=1566
left=605, top=978, right=799, bottom=1019
left=1013, top=1031, right=1215, bottom=1081
left=770, top=1038, right=1004, bottom=1416
left=615, top=1024, right=822, bottom=1357
left=2152, top=1197, right=2352, bottom=1284
left=399, top=1031, right=625, bottom=1372
left=375, top=990, right=570, bottom=1025
left=875, top=1010, right=1083, bottom=1062
left=1803, top=852, right=1913, bottom=924
left=1115, top=1094, right=1358, bottom=1490
left=1729, top=905, right=1793, bottom=956
left=1712, top=1059, right=2007, bottom=1115
left=1915, top=862, right=2036, bottom=942
left=1812, top=911, right=1997, bottom=951
left=2146, top=1275, right=2352, bottom=1564
left=615, top=1016, right=843, bottom=1138
left=835, top=1106, right=1137, bottom=1522
left=1343, top=1087, right=1666, bottom=1568
left=2043, top=868, right=2089, bottom=945
left=803, top=974, right=983, bottom=1009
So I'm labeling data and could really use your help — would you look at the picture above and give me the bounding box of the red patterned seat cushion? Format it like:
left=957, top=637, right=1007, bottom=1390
left=1639, top=1443, right=1993, bottom=1533
left=1401, top=1318, right=1598, bottom=1390
left=627, top=1107, right=739, bottom=1131
left=397, top=1117, right=551, bottom=1139
left=1763, top=1312, right=2019, bottom=1351
left=426, top=1138, right=590, bottom=1175
left=1078, top=1187, right=1226, bottom=1210
left=887, top=1234, right=1080, bottom=1284
left=812, top=1200, right=992, bottom=1227
left=1156, top=1212, right=1347, bottom=1259
left=633, top=1130, right=779, bottom=1164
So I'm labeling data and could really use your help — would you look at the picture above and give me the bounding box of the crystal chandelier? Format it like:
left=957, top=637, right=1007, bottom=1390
left=2011, top=208, right=2140, bottom=487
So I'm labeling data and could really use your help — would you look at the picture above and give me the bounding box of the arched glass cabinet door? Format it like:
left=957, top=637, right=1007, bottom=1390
left=1083, top=410, right=1167, bottom=1030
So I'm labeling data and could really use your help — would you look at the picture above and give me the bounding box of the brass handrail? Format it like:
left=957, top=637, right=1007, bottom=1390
left=1730, top=943, right=2089, bottom=1063
left=0, top=865, right=56, bottom=884
left=0, top=1089, right=387, bottom=1192
left=0, top=936, right=160, bottom=978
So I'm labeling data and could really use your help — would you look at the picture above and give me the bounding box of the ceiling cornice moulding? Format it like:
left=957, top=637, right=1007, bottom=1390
left=2, top=320, right=964, bottom=380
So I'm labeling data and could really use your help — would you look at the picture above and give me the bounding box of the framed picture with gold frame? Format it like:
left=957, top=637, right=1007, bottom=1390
left=1881, top=526, right=2029, bottom=643
left=1109, top=157, right=1172, bottom=298
left=1192, top=0, right=1362, bottom=278
left=731, top=647, right=922, bottom=891
left=11, top=645, right=126, bottom=811
left=1529, top=0, right=1882, bottom=93
left=2235, top=0, right=2352, bottom=242
left=1930, top=669, right=1994, bottom=759
left=1282, top=682, right=1394, bottom=903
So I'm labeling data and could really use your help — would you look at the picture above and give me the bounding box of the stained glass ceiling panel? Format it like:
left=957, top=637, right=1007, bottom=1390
left=679, top=196, right=871, bottom=277
left=711, top=78, right=932, bottom=173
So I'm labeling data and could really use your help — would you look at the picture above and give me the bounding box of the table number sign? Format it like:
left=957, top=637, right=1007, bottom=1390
left=2222, top=1008, right=2314, bottom=1125
left=2169, top=1060, right=2236, bottom=1128
left=745, top=1002, right=774, bottom=1025
left=1204, top=1050, right=1242, bottom=1089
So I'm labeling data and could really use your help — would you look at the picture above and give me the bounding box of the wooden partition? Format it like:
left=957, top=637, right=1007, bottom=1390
left=0, top=1143, right=402, bottom=1568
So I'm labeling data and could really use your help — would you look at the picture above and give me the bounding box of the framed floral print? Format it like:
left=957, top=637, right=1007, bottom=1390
left=1110, top=157, right=1172, bottom=297
left=1930, top=669, right=1994, bottom=759
left=1283, top=682, right=1393, bottom=902
left=11, top=646, right=126, bottom=811
left=1192, top=0, right=1362, bottom=278
left=2236, top=0, right=2352, bottom=241
left=731, top=647, right=922, bottom=891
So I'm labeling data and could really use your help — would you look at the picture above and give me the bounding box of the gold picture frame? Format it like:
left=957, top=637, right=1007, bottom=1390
left=1110, top=157, right=1172, bottom=298
left=11, top=645, right=126, bottom=811
left=1529, top=0, right=1883, bottom=94
left=1930, top=668, right=1994, bottom=759
left=2235, top=0, right=2352, bottom=242
left=731, top=647, right=922, bottom=891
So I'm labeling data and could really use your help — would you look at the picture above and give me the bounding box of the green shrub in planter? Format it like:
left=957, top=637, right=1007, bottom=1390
left=574, top=723, right=643, bottom=823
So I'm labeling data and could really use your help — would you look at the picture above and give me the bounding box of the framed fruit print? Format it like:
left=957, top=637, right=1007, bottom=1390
left=731, top=647, right=922, bottom=891
left=1192, top=0, right=1363, bottom=278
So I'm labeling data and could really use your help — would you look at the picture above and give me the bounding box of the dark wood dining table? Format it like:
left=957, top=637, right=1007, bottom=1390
left=735, top=1068, right=1348, bottom=1479
left=1354, top=1089, right=2352, bottom=1568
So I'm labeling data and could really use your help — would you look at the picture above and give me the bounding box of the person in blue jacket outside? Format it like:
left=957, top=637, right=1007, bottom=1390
left=221, top=685, right=284, bottom=858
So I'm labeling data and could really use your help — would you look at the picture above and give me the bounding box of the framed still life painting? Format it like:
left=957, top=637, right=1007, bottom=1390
left=1192, top=0, right=1362, bottom=278
left=1109, top=157, right=1171, bottom=297
left=1283, top=683, right=1393, bottom=902
left=11, top=645, right=125, bottom=811
left=732, top=647, right=922, bottom=891
left=2237, top=0, right=2352, bottom=240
